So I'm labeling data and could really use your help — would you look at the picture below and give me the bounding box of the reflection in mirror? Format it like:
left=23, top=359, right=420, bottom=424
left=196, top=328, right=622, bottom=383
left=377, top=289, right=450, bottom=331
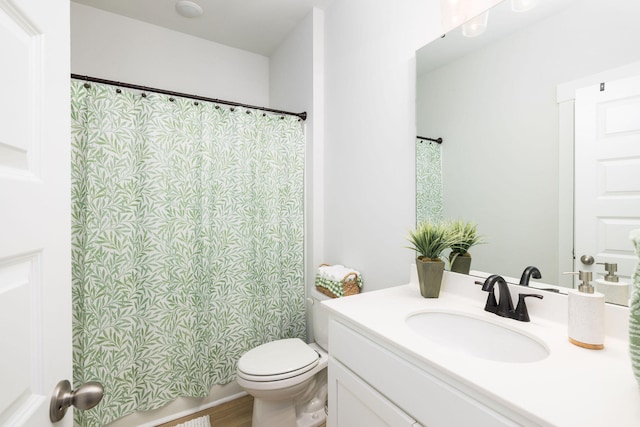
left=416, top=137, right=443, bottom=223
left=416, top=0, right=640, bottom=305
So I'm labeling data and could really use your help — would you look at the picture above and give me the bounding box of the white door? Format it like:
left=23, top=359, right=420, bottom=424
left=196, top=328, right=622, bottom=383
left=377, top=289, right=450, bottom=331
left=574, top=75, right=640, bottom=289
left=0, top=0, right=72, bottom=425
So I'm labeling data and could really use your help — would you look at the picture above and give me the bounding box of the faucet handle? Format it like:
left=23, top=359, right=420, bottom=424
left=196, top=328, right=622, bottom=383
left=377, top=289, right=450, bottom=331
left=514, top=293, right=543, bottom=322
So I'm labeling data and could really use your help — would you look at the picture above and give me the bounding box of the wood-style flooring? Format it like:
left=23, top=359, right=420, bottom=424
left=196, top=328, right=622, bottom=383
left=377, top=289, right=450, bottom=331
left=156, top=395, right=326, bottom=427
left=156, top=395, right=252, bottom=427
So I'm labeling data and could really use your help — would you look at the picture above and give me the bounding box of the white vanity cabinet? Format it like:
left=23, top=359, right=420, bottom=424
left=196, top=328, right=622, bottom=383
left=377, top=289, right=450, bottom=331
left=329, top=359, right=420, bottom=427
left=324, top=277, right=640, bottom=426
left=327, top=319, right=529, bottom=427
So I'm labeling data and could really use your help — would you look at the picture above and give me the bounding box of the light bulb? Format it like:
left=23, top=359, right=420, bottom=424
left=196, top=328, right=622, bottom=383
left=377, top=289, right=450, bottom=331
left=511, top=0, right=538, bottom=12
left=462, top=11, right=489, bottom=37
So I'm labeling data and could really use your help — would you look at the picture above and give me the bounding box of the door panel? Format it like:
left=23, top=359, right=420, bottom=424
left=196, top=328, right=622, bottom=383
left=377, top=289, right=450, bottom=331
left=0, top=255, right=40, bottom=412
left=0, top=0, right=71, bottom=425
left=0, top=1, right=37, bottom=174
left=575, top=75, right=640, bottom=292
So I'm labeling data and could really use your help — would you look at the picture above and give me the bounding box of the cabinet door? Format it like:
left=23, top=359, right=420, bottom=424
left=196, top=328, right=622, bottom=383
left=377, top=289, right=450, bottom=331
left=330, top=319, right=523, bottom=426
left=328, top=358, right=420, bottom=427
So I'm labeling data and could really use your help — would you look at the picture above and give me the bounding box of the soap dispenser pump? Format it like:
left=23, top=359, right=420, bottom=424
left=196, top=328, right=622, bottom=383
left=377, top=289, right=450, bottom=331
left=595, top=262, right=630, bottom=305
left=565, top=270, right=605, bottom=350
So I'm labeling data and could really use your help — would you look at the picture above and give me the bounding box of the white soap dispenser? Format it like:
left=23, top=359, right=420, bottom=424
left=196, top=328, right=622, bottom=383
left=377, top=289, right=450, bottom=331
left=566, top=271, right=605, bottom=350
left=594, top=262, right=630, bottom=306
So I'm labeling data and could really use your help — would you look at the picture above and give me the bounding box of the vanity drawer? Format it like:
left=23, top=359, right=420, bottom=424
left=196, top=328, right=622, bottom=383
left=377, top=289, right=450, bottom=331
left=329, top=358, right=421, bottom=427
left=329, top=319, right=525, bottom=427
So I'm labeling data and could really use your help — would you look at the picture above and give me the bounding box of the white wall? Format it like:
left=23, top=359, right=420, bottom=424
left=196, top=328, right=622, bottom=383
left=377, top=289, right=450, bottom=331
left=269, top=8, right=326, bottom=341
left=416, top=0, right=640, bottom=283
left=70, top=2, right=269, bottom=106
left=322, top=0, right=441, bottom=291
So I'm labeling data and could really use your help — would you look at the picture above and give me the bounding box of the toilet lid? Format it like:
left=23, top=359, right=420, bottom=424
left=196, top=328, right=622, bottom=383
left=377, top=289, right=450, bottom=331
left=237, top=338, right=319, bottom=377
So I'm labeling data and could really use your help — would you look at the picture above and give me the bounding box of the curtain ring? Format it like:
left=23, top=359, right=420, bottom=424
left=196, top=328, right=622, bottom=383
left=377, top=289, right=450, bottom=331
left=83, top=83, right=91, bottom=89
left=169, top=97, right=175, bottom=102
left=115, top=88, right=122, bottom=94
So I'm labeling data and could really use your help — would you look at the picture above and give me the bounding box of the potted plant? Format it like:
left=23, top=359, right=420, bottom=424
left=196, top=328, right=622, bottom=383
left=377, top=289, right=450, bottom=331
left=407, top=221, right=457, bottom=298
left=448, top=220, right=485, bottom=275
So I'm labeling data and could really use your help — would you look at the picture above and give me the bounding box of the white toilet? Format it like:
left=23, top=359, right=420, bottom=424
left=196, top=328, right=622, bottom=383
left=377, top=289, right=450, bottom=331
left=236, top=289, right=330, bottom=427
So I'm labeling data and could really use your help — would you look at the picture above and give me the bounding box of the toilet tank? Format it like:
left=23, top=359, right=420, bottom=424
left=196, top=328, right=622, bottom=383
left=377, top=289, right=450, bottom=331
left=310, top=288, right=330, bottom=350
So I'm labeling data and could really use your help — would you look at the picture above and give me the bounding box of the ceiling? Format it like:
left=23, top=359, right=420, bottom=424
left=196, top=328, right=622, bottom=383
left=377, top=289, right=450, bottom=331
left=72, top=0, right=333, bottom=56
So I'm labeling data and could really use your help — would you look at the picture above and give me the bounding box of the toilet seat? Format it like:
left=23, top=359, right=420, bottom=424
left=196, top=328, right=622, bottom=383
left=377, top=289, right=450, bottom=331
left=237, top=338, right=320, bottom=382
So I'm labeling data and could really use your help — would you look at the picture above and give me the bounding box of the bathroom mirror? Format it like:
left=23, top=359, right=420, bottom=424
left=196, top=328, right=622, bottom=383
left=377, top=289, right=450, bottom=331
left=416, top=0, right=640, bottom=301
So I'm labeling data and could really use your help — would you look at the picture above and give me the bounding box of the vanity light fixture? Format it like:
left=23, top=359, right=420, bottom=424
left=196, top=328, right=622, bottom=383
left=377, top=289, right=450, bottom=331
left=511, top=0, right=538, bottom=12
left=443, top=0, right=464, bottom=28
left=175, top=0, right=204, bottom=18
left=462, top=11, right=489, bottom=37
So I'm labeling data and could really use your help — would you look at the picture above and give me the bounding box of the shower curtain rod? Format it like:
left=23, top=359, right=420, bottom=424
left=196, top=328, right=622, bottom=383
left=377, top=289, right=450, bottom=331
left=71, top=74, right=307, bottom=121
left=417, top=136, right=443, bottom=144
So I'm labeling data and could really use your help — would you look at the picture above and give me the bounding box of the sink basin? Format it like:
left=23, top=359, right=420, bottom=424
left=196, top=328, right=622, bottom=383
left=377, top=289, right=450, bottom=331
left=406, top=311, right=549, bottom=363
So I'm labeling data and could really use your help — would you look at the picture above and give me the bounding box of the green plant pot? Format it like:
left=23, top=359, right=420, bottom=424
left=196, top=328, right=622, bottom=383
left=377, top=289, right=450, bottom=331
left=416, top=257, right=445, bottom=298
left=450, top=252, right=472, bottom=275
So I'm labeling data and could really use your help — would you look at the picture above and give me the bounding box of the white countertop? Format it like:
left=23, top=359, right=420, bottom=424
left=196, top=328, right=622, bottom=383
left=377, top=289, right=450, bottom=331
left=322, top=271, right=640, bottom=426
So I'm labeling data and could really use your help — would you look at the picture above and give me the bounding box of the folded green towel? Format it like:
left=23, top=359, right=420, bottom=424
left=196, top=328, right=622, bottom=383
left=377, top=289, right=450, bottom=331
left=315, top=270, right=363, bottom=298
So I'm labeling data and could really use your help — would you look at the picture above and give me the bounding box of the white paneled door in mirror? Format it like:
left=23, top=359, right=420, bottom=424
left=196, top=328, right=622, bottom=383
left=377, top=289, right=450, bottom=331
left=0, top=0, right=71, bottom=426
left=575, top=75, right=640, bottom=305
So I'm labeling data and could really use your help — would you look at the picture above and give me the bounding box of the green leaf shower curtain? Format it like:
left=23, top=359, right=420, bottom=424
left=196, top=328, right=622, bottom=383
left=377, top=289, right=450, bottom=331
left=416, top=139, right=443, bottom=224
left=71, top=81, right=305, bottom=426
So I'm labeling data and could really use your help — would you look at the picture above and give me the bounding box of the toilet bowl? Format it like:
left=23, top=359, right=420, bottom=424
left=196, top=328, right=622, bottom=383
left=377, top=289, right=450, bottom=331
left=236, top=293, right=329, bottom=427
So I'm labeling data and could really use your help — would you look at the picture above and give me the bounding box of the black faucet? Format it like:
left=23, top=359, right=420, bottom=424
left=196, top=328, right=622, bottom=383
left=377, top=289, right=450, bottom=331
left=519, top=266, right=541, bottom=286
left=480, top=274, right=543, bottom=322
left=481, top=275, right=513, bottom=317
